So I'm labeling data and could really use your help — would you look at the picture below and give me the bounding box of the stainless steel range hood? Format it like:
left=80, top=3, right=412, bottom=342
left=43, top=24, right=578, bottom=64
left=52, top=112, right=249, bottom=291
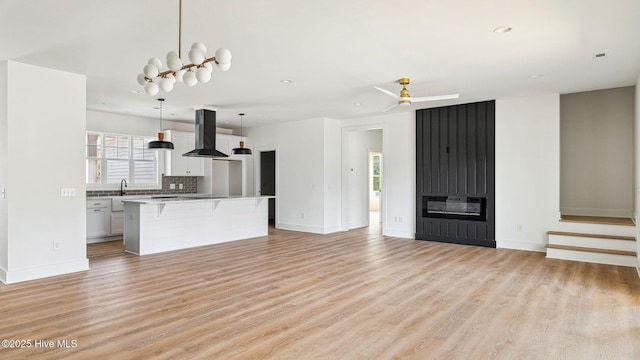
left=183, top=108, right=229, bottom=158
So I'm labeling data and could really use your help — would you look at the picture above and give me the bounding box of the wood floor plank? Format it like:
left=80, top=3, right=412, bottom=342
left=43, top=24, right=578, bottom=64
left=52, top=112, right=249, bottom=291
left=1, top=227, right=639, bottom=359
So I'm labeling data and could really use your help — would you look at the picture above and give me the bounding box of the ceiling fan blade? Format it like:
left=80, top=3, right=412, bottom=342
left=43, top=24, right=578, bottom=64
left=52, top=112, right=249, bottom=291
left=373, top=86, right=400, bottom=100
left=381, top=103, right=399, bottom=112
left=411, top=93, right=460, bottom=102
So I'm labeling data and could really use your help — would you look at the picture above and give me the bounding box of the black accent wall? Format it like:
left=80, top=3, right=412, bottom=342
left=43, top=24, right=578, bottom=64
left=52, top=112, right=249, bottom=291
left=415, top=100, right=496, bottom=247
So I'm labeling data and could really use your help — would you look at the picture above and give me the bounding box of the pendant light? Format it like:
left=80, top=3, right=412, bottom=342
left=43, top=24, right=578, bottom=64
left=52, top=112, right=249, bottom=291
left=136, top=0, right=232, bottom=96
left=148, top=98, right=174, bottom=150
left=232, top=113, right=252, bottom=155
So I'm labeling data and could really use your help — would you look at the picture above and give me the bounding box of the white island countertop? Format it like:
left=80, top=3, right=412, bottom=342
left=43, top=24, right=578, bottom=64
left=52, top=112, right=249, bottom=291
left=121, top=194, right=274, bottom=204
left=123, top=195, right=274, bottom=255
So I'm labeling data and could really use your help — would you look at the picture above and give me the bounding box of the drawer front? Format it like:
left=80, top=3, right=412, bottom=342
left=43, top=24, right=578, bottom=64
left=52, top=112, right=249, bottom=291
left=87, top=199, right=110, bottom=209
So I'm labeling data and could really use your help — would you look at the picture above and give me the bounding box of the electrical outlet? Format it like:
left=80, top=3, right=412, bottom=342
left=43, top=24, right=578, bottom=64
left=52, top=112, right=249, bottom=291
left=517, top=224, right=523, bottom=232
left=300, top=212, right=305, bottom=219
left=179, top=184, right=184, bottom=190
left=53, top=240, right=60, bottom=251
left=170, top=183, right=176, bottom=190
left=60, top=188, right=76, bottom=197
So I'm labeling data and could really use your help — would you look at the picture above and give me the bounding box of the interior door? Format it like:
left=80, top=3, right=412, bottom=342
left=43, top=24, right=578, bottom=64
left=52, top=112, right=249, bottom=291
left=260, top=151, right=276, bottom=224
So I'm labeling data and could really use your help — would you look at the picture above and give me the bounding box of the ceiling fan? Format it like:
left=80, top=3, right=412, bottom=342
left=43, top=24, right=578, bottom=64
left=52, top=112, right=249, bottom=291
left=373, top=78, right=459, bottom=112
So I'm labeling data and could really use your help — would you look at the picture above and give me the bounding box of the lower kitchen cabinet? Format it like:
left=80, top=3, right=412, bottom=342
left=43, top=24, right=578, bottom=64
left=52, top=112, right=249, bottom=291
left=87, top=200, right=110, bottom=239
left=87, top=198, right=124, bottom=242
left=110, top=212, right=124, bottom=236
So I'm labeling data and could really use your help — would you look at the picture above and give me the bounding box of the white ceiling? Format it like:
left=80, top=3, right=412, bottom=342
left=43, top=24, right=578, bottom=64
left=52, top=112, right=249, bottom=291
left=2, top=0, right=639, bottom=129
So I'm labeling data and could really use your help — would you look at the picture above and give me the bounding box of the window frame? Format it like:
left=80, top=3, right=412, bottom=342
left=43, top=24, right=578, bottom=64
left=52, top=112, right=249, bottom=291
left=86, top=131, right=162, bottom=191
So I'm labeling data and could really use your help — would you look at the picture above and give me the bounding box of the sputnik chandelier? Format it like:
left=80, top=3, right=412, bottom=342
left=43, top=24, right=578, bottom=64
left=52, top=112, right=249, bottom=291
left=136, top=0, right=232, bottom=95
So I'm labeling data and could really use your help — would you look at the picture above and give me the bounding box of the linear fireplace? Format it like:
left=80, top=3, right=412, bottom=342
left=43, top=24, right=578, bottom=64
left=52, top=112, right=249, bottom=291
left=415, top=100, right=495, bottom=247
left=422, top=196, right=487, bottom=221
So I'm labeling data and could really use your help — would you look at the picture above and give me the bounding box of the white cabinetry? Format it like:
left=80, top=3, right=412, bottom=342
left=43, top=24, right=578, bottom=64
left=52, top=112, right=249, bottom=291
left=87, top=200, right=110, bottom=239
left=87, top=198, right=126, bottom=241
left=163, top=130, right=204, bottom=176
left=216, top=133, right=243, bottom=155
left=110, top=212, right=124, bottom=235
left=199, top=133, right=247, bottom=197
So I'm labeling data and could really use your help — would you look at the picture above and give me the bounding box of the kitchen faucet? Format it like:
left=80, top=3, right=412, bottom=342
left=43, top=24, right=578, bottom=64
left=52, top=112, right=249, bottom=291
left=120, top=179, right=128, bottom=196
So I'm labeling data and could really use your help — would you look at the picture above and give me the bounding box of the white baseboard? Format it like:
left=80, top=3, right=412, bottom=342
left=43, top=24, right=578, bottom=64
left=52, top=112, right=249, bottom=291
left=383, top=228, right=414, bottom=239
left=0, top=265, right=6, bottom=284
left=497, top=240, right=546, bottom=253
left=1, top=258, right=89, bottom=284
left=276, top=222, right=327, bottom=234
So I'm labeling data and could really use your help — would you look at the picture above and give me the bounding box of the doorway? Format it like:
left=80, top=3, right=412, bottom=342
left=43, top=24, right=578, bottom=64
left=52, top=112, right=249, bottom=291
left=369, top=151, right=382, bottom=229
left=342, top=127, right=384, bottom=232
left=260, top=151, right=276, bottom=224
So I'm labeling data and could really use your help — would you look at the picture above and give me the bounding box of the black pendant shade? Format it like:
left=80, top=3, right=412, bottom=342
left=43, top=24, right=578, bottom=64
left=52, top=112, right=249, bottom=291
left=232, top=145, right=252, bottom=155
left=148, top=138, right=174, bottom=150
left=232, top=113, right=251, bottom=155
left=148, top=98, right=174, bottom=151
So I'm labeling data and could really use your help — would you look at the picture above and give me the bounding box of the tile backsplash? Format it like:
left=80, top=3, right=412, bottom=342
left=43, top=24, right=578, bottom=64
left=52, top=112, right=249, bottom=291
left=86, top=175, right=198, bottom=197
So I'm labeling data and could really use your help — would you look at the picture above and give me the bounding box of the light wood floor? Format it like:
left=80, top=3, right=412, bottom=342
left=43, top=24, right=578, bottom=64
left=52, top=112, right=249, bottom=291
left=560, top=215, right=636, bottom=226
left=1, top=227, right=639, bottom=359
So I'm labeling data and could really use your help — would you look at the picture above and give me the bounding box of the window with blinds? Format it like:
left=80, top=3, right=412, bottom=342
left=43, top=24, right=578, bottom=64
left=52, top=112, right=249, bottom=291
left=86, top=132, right=158, bottom=187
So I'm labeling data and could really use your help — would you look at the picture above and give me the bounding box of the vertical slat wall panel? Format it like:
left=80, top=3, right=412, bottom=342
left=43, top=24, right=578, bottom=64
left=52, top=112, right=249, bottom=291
left=476, top=103, right=487, bottom=195
left=457, top=106, right=467, bottom=196
left=447, top=107, right=458, bottom=194
left=415, top=100, right=495, bottom=248
left=438, top=108, right=448, bottom=194
left=466, top=105, right=477, bottom=195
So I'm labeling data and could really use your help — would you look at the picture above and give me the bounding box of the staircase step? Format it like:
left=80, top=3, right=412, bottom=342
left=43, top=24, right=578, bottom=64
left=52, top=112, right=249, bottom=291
left=560, top=215, right=635, bottom=226
left=545, top=244, right=636, bottom=257
left=547, top=231, right=635, bottom=241
left=546, top=244, right=638, bottom=267
left=547, top=231, right=636, bottom=252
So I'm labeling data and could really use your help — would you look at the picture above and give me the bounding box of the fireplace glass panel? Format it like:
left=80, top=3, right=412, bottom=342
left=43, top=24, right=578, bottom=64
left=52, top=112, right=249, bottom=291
left=422, top=196, right=486, bottom=221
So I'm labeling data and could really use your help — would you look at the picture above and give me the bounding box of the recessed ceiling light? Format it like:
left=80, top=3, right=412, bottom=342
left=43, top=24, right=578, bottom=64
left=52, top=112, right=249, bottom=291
left=280, top=79, right=293, bottom=84
left=493, top=26, right=512, bottom=33
left=263, top=115, right=271, bottom=118
left=529, top=74, right=543, bottom=78
left=225, top=121, right=230, bottom=124
left=354, top=102, right=361, bottom=106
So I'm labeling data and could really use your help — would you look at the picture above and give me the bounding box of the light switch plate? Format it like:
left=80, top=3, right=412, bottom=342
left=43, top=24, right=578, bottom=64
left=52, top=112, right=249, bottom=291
left=60, top=188, right=76, bottom=197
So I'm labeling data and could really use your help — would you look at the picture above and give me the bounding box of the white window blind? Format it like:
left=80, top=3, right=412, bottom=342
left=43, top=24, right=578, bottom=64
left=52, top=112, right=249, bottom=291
left=105, top=135, right=130, bottom=184
left=86, top=132, right=158, bottom=187
left=132, top=137, right=156, bottom=184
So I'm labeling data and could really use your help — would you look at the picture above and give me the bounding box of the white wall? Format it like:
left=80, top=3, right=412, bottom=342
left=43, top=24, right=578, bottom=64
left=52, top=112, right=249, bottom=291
left=635, top=75, right=640, bottom=267
left=560, top=87, right=635, bottom=217
left=345, top=129, right=382, bottom=229
left=342, top=112, right=415, bottom=238
left=87, top=110, right=193, bottom=136
left=1, top=61, right=88, bottom=283
left=246, top=118, right=329, bottom=233
left=323, top=118, right=343, bottom=233
left=0, top=62, right=8, bottom=273
left=495, top=94, right=561, bottom=252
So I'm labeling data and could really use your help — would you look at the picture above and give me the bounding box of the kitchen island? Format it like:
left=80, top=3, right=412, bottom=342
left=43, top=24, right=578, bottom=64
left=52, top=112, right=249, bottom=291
left=123, top=195, right=273, bottom=256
